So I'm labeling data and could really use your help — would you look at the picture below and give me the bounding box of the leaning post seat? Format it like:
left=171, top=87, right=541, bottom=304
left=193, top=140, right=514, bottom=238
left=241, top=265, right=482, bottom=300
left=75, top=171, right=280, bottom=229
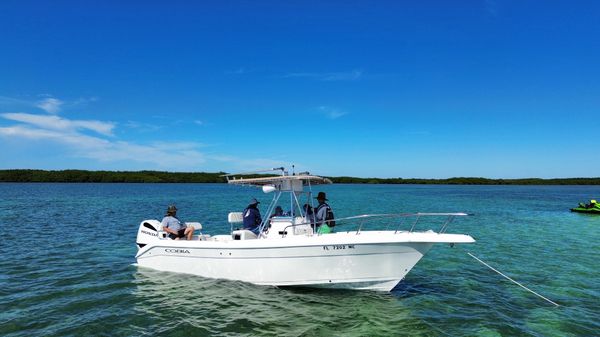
left=184, top=222, right=203, bottom=239
left=228, top=212, right=244, bottom=234
left=185, top=222, right=202, bottom=231
left=228, top=212, right=244, bottom=223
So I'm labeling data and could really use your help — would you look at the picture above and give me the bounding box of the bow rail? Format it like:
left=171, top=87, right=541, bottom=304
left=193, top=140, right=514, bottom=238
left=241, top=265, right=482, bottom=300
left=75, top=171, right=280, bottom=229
left=281, top=212, right=471, bottom=237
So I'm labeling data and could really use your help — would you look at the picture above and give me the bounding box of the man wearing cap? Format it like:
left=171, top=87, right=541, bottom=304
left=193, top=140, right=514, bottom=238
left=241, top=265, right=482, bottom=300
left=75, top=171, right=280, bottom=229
left=243, top=198, right=263, bottom=235
left=161, top=205, right=195, bottom=240
left=315, top=192, right=335, bottom=234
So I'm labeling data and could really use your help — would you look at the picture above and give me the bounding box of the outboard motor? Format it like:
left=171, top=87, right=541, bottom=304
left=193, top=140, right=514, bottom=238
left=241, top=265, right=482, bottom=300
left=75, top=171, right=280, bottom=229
left=136, top=220, right=162, bottom=249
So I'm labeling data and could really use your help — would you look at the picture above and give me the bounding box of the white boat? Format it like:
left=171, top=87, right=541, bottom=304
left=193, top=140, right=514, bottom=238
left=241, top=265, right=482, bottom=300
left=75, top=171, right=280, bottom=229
left=135, top=168, right=475, bottom=291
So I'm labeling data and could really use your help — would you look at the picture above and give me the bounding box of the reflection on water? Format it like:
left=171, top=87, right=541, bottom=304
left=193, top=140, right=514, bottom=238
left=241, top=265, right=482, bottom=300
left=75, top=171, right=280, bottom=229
left=132, top=268, right=432, bottom=336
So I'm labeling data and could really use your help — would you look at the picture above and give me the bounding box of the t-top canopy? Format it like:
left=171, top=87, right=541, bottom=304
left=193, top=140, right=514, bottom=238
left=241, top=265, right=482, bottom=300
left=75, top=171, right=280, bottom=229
left=226, top=174, right=332, bottom=186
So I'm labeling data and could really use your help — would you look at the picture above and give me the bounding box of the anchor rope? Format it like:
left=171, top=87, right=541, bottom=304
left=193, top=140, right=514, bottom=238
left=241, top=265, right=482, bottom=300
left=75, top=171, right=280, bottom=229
left=466, top=251, right=560, bottom=307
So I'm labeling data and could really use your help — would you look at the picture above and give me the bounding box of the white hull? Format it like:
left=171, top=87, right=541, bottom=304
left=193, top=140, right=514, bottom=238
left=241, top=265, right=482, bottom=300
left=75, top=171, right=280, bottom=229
left=136, top=230, right=472, bottom=291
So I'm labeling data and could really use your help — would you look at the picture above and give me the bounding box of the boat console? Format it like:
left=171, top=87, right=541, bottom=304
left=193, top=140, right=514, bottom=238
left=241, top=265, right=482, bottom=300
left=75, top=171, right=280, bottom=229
left=266, top=216, right=312, bottom=238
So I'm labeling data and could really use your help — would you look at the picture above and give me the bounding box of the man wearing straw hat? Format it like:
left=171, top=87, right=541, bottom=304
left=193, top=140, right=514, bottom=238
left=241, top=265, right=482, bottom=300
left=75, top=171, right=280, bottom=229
left=161, top=205, right=195, bottom=240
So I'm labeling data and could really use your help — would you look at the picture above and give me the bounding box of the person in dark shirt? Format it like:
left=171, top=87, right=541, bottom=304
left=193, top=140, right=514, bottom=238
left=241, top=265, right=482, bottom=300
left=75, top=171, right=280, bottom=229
left=243, top=198, right=262, bottom=235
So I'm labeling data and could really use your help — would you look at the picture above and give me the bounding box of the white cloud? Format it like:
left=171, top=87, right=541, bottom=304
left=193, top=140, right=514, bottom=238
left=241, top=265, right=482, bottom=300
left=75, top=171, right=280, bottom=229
left=73, top=96, right=98, bottom=105
left=317, top=106, right=348, bottom=119
left=1, top=95, right=99, bottom=113
left=0, top=124, right=206, bottom=169
left=284, top=69, right=363, bottom=81
left=0, top=125, right=78, bottom=140
left=36, top=97, right=63, bottom=114
left=1, top=112, right=115, bottom=136
left=0, top=112, right=282, bottom=172
left=1, top=95, right=288, bottom=172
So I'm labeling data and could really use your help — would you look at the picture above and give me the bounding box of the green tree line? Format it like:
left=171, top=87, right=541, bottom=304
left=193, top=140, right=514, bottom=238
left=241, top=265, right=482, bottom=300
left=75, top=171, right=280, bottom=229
left=1, top=169, right=599, bottom=185
left=0, top=170, right=227, bottom=183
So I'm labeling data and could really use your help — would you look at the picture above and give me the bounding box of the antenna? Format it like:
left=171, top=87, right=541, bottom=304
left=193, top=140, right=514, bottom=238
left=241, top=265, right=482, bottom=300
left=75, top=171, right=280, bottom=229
left=292, top=165, right=295, bottom=175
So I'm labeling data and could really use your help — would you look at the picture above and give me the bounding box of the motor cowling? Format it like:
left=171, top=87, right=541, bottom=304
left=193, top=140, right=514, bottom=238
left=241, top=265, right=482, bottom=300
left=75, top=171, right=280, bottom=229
left=136, top=220, right=162, bottom=248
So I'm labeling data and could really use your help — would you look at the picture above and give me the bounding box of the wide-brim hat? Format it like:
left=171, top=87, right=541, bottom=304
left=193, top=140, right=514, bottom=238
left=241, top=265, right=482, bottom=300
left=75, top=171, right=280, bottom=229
left=315, top=192, right=328, bottom=201
left=249, top=198, right=260, bottom=206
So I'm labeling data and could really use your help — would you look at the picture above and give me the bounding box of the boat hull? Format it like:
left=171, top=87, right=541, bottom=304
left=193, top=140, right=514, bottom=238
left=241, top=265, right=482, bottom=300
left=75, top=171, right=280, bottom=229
left=136, top=239, right=434, bottom=291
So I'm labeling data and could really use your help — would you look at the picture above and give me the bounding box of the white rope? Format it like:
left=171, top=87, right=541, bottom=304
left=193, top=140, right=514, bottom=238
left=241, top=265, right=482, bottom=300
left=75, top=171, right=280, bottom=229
left=467, top=252, right=560, bottom=307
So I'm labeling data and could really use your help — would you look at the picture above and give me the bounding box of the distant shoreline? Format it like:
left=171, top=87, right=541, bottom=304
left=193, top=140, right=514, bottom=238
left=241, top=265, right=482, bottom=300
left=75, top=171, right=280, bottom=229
left=1, top=169, right=599, bottom=185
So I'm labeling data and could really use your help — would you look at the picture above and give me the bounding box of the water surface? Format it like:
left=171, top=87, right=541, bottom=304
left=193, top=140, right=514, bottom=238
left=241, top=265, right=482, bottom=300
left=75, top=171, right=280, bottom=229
left=1, top=183, right=598, bottom=336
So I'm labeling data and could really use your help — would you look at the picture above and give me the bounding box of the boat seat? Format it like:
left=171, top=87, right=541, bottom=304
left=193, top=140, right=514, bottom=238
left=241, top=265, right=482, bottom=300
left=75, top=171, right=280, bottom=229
left=185, top=222, right=203, bottom=239
left=228, top=212, right=244, bottom=223
left=185, top=222, right=202, bottom=231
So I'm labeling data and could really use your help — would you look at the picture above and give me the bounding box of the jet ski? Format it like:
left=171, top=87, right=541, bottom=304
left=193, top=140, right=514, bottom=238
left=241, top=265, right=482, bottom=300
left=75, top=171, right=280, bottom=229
left=571, top=200, right=600, bottom=214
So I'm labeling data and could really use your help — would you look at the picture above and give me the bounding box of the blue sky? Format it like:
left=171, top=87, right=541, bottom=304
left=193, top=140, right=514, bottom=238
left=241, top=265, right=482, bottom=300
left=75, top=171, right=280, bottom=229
left=1, top=1, right=598, bottom=178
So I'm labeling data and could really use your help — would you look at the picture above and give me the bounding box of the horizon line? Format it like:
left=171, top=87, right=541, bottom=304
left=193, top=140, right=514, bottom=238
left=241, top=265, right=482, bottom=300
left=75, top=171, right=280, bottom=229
left=0, top=168, right=599, bottom=181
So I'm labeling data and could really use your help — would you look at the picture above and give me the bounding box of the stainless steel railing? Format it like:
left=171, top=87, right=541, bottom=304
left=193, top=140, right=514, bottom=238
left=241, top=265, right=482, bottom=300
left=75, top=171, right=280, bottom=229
left=280, top=212, right=470, bottom=237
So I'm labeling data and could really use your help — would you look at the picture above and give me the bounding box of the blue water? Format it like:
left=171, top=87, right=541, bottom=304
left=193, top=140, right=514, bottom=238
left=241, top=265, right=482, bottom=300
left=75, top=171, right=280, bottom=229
left=1, top=183, right=598, bottom=336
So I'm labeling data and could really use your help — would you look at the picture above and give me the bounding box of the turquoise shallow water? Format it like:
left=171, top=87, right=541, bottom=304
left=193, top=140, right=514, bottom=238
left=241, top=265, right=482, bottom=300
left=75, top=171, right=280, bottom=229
left=1, top=183, right=599, bottom=336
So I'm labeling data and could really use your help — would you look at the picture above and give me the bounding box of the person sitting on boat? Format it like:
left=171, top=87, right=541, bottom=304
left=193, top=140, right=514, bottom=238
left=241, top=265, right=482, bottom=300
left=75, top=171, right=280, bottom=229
left=265, top=205, right=284, bottom=228
left=270, top=206, right=284, bottom=218
left=586, top=200, right=598, bottom=208
left=315, top=192, right=335, bottom=234
left=243, top=198, right=262, bottom=235
left=161, top=205, right=195, bottom=240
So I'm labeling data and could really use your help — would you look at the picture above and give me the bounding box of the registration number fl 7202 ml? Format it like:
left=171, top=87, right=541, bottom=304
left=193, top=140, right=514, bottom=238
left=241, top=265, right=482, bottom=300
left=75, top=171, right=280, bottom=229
left=323, top=245, right=355, bottom=251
